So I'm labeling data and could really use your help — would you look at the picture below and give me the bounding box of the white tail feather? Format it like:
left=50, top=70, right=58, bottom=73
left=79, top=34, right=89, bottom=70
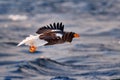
left=17, top=34, right=47, bottom=47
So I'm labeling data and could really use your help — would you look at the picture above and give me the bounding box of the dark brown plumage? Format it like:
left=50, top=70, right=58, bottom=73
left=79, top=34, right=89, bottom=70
left=36, top=22, right=79, bottom=46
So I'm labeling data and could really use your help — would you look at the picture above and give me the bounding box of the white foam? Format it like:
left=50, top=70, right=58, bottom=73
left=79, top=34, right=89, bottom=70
left=8, top=14, right=27, bottom=21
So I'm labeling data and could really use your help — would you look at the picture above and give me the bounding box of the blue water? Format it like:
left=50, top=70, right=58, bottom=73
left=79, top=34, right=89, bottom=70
left=0, top=0, right=120, bottom=80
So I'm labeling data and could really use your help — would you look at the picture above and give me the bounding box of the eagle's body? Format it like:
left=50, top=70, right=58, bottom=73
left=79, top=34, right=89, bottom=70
left=17, top=22, right=79, bottom=53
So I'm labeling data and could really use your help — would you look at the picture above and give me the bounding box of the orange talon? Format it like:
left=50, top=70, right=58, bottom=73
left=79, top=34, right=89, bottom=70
left=29, top=45, right=37, bottom=53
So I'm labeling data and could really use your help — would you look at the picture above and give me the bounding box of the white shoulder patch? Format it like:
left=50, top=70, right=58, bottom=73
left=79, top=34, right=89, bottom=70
left=56, top=33, right=63, bottom=38
left=51, top=29, right=61, bottom=32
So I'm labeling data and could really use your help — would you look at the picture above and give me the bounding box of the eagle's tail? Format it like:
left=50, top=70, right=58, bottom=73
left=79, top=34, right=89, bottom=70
left=17, top=35, right=47, bottom=47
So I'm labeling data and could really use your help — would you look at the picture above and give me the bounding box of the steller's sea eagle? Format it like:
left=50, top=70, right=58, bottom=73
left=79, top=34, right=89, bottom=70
left=17, top=22, right=80, bottom=53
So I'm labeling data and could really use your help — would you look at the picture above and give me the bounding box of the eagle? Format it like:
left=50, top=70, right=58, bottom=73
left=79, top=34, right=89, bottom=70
left=17, top=22, right=80, bottom=53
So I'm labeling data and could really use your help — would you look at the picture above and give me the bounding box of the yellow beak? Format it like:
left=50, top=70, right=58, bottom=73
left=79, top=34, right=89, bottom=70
left=74, top=33, right=80, bottom=38
left=29, top=46, right=37, bottom=53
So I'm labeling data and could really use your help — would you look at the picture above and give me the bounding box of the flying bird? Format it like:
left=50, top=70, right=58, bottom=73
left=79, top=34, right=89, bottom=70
left=17, top=22, right=80, bottom=53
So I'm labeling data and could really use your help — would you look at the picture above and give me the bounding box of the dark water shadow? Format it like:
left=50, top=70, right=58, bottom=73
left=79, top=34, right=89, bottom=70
left=0, top=53, right=17, bottom=57
left=0, top=61, right=18, bottom=66
left=2, top=42, right=18, bottom=46
left=4, top=76, right=24, bottom=80
left=50, top=76, right=76, bottom=80
left=77, top=69, right=120, bottom=76
left=19, top=50, right=43, bottom=54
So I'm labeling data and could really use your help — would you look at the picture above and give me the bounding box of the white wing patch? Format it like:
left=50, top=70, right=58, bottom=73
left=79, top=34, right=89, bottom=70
left=51, top=29, right=61, bottom=32
left=17, top=34, right=47, bottom=47
left=51, top=29, right=63, bottom=38
left=56, top=33, right=63, bottom=38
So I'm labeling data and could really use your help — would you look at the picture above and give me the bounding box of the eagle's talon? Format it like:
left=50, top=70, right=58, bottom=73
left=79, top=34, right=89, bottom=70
left=29, top=45, right=37, bottom=53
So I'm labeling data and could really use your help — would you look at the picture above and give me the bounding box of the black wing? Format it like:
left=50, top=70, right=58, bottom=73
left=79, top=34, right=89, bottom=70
left=36, top=22, right=64, bottom=34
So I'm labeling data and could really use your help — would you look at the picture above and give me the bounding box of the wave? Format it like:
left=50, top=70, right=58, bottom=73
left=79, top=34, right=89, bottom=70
left=0, top=0, right=120, bottom=16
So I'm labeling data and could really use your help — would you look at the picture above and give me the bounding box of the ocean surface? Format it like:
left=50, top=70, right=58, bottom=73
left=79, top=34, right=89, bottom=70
left=0, top=0, right=120, bottom=80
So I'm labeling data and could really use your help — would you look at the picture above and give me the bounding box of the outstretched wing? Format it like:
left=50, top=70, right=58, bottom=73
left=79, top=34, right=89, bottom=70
left=36, top=22, right=64, bottom=34
left=39, top=31, right=63, bottom=45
